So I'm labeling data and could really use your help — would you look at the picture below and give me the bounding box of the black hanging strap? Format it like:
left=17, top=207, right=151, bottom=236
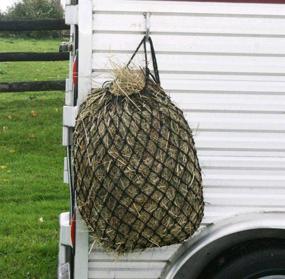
left=126, top=36, right=146, bottom=68
left=126, top=35, right=160, bottom=86
left=148, top=37, right=160, bottom=85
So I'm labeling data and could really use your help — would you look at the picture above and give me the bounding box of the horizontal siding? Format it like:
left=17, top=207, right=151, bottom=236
left=203, top=205, right=285, bottom=223
left=88, top=269, right=161, bottom=279
left=89, top=245, right=180, bottom=261
left=93, top=53, right=285, bottom=75
left=93, top=33, right=285, bottom=56
left=200, top=156, right=285, bottom=169
left=89, top=1, right=285, bottom=278
left=92, top=74, right=285, bottom=92
left=93, top=0, right=285, bottom=16
left=169, top=92, right=285, bottom=112
left=93, top=13, right=285, bottom=36
left=185, top=111, right=285, bottom=131
left=88, top=245, right=179, bottom=279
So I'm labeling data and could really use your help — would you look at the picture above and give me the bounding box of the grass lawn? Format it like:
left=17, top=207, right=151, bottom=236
left=0, top=38, right=69, bottom=278
left=0, top=38, right=67, bottom=82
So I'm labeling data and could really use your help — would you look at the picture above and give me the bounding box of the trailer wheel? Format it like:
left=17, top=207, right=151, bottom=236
left=199, top=239, right=285, bottom=279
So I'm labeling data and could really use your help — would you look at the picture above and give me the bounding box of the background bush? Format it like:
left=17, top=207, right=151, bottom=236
left=0, top=0, right=64, bottom=38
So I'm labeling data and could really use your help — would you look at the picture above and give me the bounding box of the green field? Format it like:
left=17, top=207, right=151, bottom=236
left=0, top=38, right=69, bottom=278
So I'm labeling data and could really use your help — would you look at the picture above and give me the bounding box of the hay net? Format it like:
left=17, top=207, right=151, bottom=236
left=73, top=36, right=204, bottom=254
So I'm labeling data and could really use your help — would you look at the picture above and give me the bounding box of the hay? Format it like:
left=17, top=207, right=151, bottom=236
left=73, top=67, right=204, bottom=254
left=109, top=65, right=145, bottom=96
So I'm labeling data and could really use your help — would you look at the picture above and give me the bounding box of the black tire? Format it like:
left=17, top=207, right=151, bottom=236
left=199, top=239, right=285, bottom=279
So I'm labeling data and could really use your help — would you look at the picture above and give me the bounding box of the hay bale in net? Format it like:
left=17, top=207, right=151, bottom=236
left=73, top=37, right=204, bottom=253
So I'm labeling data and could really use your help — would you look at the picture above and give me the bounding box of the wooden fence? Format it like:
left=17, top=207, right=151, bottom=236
left=0, top=19, right=70, bottom=93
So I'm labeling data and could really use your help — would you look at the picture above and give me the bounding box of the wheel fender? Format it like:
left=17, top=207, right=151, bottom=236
left=162, top=212, right=285, bottom=279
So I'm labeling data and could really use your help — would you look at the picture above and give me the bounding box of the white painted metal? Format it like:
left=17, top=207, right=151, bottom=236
left=62, top=126, right=69, bottom=147
left=93, top=33, right=285, bottom=55
left=62, top=24, right=75, bottom=148
left=93, top=53, right=285, bottom=75
left=74, top=209, right=89, bottom=279
left=73, top=1, right=93, bottom=278
left=63, top=106, right=78, bottom=127
left=58, top=213, right=72, bottom=279
left=67, top=0, right=285, bottom=278
left=65, top=4, right=78, bottom=25
left=77, top=0, right=93, bottom=105
left=88, top=245, right=181, bottom=279
left=92, top=0, right=285, bottom=16
left=92, top=13, right=285, bottom=36
left=59, top=213, right=72, bottom=247
left=92, top=72, right=285, bottom=87
left=88, top=245, right=180, bottom=261
left=63, top=157, right=69, bottom=184
left=65, top=79, right=72, bottom=106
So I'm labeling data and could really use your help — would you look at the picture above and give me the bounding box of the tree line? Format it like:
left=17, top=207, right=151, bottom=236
left=0, top=0, right=64, bottom=38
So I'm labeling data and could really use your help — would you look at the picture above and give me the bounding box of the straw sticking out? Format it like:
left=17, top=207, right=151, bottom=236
left=109, top=65, right=145, bottom=97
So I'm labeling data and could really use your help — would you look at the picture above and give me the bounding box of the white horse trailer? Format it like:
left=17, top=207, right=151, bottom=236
left=59, top=0, right=285, bottom=278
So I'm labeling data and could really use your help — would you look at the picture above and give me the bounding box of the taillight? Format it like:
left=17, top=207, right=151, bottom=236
left=70, top=214, right=76, bottom=247
left=72, top=55, right=78, bottom=87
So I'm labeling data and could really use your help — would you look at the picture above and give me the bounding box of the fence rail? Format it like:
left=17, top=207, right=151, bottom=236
left=0, top=81, right=66, bottom=93
left=0, top=19, right=69, bottom=31
left=0, top=19, right=70, bottom=93
left=0, top=52, right=69, bottom=62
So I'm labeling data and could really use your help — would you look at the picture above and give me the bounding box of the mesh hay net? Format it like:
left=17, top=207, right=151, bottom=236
left=73, top=36, right=204, bottom=253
